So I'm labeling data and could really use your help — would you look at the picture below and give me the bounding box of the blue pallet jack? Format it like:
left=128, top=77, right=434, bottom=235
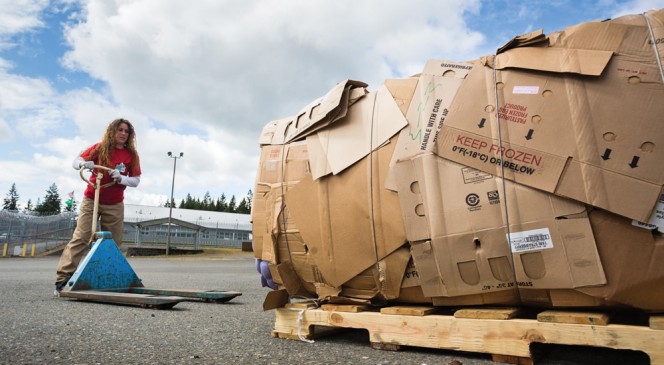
left=58, top=165, right=241, bottom=309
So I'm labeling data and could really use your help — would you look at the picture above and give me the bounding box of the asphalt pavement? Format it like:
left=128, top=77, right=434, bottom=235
left=0, top=253, right=650, bottom=365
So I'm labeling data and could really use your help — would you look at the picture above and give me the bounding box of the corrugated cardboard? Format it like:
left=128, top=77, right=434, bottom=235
left=575, top=209, right=664, bottom=311
left=437, top=10, right=664, bottom=222
left=399, top=252, right=519, bottom=306
left=384, top=78, right=418, bottom=116
left=385, top=60, right=474, bottom=191
left=255, top=141, right=310, bottom=186
left=306, top=85, right=408, bottom=179
left=340, top=246, right=410, bottom=301
left=395, top=153, right=605, bottom=298
left=284, top=80, right=368, bottom=143
left=251, top=182, right=270, bottom=260
left=255, top=9, right=664, bottom=311
left=285, top=138, right=407, bottom=288
left=253, top=78, right=418, bottom=303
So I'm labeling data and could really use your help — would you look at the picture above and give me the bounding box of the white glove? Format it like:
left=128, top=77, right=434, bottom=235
left=110, top=169, right=122, bottom=182
left=79, top=161, right=95, bottom=169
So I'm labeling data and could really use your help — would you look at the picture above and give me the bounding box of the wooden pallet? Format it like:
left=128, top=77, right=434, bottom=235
left=272, top=304, right=664, bottom=364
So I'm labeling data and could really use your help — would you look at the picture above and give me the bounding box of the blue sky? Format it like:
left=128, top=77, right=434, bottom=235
left=1, top=0, right=663, bottom=209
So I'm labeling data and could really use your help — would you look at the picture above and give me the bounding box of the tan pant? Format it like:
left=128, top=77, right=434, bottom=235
left=55, top=197, right=124, bottom=283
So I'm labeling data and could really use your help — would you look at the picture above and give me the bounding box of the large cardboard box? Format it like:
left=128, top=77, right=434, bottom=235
left=395, top=153, right=606, bottom=298
left=436, top=9, right=664, bottom=222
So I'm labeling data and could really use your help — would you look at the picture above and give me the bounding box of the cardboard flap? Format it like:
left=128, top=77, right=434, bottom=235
left=262, top=289, right=289, bottom=311
left=276, top=260, right=311, bottom=298
left=341, top=246, right=411, bottom=300
left=305, top=133, right=333, bottom=179
left=284, top=80, right=368, bottom=143
left=393, top=158, right=430, bottom=242
left=410, top=240, right=448, bottom=297
left=384, top=78, right=419, bottom=116
left=497, top=29, right=548, bottom=54
left=386, top=60, right=473, bottom=191
left=309, top=85, right=407, bottom=178
left=259, top=117, right=291, bottom=146
left=495, top=47, right=613, bottom=76
left=258, top=119, right=279, bottom=146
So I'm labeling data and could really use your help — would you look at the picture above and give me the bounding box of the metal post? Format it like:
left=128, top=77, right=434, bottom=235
left=234, top=219, right=238, bottom=245
left=166, top=152, right=183, bottom=255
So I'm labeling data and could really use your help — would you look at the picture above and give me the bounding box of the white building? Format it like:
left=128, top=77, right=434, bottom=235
left=123, top=204, right=252, bottom=249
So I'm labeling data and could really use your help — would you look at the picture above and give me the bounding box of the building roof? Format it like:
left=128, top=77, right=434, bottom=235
left=124, top=204, right=252, bottom=231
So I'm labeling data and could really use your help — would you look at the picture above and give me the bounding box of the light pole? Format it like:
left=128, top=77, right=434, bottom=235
left=166, top=151, right=183, bottom=255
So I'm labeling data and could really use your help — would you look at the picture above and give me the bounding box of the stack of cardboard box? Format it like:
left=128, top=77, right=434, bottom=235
left=253, top=9, right=664, bottom=311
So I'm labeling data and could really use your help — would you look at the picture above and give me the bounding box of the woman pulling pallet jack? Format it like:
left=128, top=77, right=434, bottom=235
left=55, top=118, right=141, bottom=295
left=54, top=119, right=240, bottom=308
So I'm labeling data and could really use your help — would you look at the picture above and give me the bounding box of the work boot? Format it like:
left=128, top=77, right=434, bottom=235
left=54, top=280, right=69, bottom=297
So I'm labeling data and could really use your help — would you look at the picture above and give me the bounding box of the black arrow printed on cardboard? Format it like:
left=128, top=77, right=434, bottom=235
left=601, top=148, right=612, bottom=160
left=629, top=156, right=640, bottom=168
left=525, top=129, right=534, bottom=140
left=478, top=118, right=486, bottom=128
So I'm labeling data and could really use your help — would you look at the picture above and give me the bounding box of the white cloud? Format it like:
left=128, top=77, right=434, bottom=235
left=611, top=0, right=664, bottom=16
left=0, top=0, right=48, bottom=36
left=60, top=0, right=484, bottom=135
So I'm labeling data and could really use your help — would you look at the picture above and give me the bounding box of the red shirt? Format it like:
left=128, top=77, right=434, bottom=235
left=80, top=143, right=141, bottom=205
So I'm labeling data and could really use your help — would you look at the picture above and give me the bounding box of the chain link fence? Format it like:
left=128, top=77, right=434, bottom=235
left=0, top=210, right=252, bottom=257
left=0, top=210, right=77, bottom=257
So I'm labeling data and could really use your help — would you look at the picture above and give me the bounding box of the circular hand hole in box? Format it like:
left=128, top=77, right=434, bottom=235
left=641, top=142, right=655, bottom=152
left=603, top=132, right=616, bottom=142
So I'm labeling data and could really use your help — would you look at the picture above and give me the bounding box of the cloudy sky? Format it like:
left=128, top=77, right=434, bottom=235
left=1, top=0, right=662, bottom=210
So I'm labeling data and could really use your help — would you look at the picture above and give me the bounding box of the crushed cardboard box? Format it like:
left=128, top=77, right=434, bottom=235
left=253, top=9, right=664, bottom=312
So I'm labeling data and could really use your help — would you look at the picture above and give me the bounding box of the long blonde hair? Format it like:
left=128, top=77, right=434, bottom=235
left=89, top=118, right=141, bottom=175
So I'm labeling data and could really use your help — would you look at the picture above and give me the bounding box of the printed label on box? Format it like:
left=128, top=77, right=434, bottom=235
left=508, top=228, right=554, bottom=253
left=461, top=167, right=492, bottom=184
left=632, top=193, right=664, bottom=231
left=513, top=86, right=540, bottom=94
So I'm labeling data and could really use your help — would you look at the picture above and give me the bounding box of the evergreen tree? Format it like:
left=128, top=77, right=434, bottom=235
left=184, top=193, right=194, bottom=209
left=178, top=198, right=185, bottom=208
left=24, top=199, right=33, bottom=212
left=216, top=193, right=227, bottom=212
left=246, top=189, right=253, bottom=211
left=2, top=183, right=19, bottom=210
left=202, top=191, right=212, bottom=211
left=34, top=183, right=62, bottom=214
left=226, top=195, right=236, bottom=213
left=236, top=198, right=249, bottom=214
left=164, top=197, right=176, bottom=208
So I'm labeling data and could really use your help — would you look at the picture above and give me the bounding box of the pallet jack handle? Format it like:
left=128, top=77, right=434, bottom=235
left=79, top=165, right=115, bottom=242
